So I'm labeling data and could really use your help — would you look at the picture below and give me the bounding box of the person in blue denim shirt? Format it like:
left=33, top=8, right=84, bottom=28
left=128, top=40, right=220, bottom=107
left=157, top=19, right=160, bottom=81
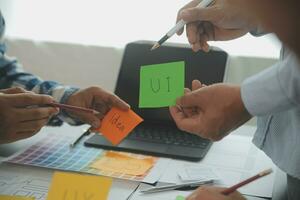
left=0, top=11, right=129, bottom=144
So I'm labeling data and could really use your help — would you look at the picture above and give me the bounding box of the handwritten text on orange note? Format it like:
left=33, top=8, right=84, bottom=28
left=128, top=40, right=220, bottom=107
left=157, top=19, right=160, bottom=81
left=91, top=151, right=155, bottom=176
left=46, top=172, right=112, bottom=200
left=98, top=107, right=143, bottom=145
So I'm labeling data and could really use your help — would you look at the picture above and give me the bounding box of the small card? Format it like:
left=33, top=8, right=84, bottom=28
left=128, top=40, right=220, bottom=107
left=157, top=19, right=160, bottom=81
left=175, top=195, right=186, bottom=200
left=0, top=195, right=35, bottom=200
left=98, top=107, right=143, bottom=145
left=178, top=165, right=219, bottom=182
left=139, top=61, right=185, bottom=108
left=91, top=151, right=155, bottom=176
left=46, top=172, right=112, bottom=200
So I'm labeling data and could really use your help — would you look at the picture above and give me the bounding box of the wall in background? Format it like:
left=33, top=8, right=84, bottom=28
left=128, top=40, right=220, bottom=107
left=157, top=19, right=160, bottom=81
left=0, top=0, right=281, bottom=58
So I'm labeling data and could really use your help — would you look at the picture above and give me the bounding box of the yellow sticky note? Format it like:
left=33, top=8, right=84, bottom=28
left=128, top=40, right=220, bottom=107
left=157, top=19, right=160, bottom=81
left=91, top=151, right=154, bottom=176
left=0, top=196, right=34, bottom=200
left=46, top=172, right=112, bottom=200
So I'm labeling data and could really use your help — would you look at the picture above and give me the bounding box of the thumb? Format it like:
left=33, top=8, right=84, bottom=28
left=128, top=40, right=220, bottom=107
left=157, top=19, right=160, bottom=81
left=10, top=93, right=54, bottom=107
left=177, top=90, right=203, bottom=108
left=71, top=112, right=101, bottom=129
left=192, top=79, right=202, bottom=90
left=180, top=6, right=216, bottom=23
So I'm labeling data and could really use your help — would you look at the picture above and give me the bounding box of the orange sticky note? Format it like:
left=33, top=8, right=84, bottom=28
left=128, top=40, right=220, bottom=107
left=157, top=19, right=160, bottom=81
left=91, top=151, right=155, bottom=176
left=98, top=107, right=143, bottom=145
left=46, top=172, right=112, bottom=200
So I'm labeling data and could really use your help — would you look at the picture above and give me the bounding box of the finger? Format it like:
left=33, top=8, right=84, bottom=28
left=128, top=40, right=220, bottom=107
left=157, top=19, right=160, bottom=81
left=192, top=24, right=205, bottom=52
left=17, top=117, right=50, bottom=132
left=0, top=87, right=29, bottom=94
left=192, top=42, right=202, bottom=52
left=16, top=107, right=59, bottom=122
left=177, top=91, right=202, bottom=108
left=1, top=131, right=37, bottom=143
left=176, top=0, right=201, bottom=35
left=202, top=41, right=210, bottom=52
left=9, top=93, right=54, bottom=107
left=93, top=102, right=111, bottom=116
left=201, top=23, right=213, bottom=52
left=186, top=191, right=198, bottom=200
left=199, top=34, right=210, bottom=52
left=107, top=94, right=130, bottom=110
left=169, top=105, right=185, bottom=121
left=70, top=112, right=102, bottom=129
left=14, top=130, right=41, bottom=141
left=4, top=127, right=42, bottom=143
left=186, top=22, right=200, bottom=45
left=203, top=21, right=216, bottom=41
left=169, top=106, right=202, bottom=134
left=182, top=88, right=194, bottom=117
left=192, top=80, right=202, bottom=90
left=180, top=6, right=217, bottom=23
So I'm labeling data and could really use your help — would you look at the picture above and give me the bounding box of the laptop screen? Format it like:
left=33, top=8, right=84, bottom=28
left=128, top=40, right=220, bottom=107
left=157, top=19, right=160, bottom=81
left=115, top=41, right=228, bottom=125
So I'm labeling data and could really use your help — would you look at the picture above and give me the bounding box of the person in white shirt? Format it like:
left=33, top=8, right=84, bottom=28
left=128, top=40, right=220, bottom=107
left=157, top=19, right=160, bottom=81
left=170, top=0, right=300, bottom=199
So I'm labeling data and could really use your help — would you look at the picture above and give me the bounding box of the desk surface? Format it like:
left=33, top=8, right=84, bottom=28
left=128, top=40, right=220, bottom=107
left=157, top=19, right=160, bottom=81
left=0, top=124, right=287, bottom=200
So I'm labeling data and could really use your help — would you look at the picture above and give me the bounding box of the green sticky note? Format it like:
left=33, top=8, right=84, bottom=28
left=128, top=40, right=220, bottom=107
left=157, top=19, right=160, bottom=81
left=139, top=61, right=185, bottom=108
left=175, top=195, right=185, bottom=200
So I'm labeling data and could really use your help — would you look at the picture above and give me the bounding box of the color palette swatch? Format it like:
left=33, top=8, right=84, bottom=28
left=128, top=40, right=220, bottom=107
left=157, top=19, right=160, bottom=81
left=5, top=133, right=157, bottom=182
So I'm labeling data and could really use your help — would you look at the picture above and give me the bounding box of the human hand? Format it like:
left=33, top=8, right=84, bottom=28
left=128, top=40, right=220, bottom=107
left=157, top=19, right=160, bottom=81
left=0, top=87, right=30, bottom=94
left=66, top=87, right=130, bottom=129
left=0, top=90, right=59, bottom=144
left=186, top=186, right=246, bottom=200
left=176, top=0, right=257, bottom=52
left=170, top=82, right=251, bottom=141
left=181, top=80, right=204, bottom=117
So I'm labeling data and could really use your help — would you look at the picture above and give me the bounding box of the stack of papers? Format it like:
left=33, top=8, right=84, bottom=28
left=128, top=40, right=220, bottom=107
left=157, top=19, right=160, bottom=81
left=0, top=163, right=139, bottom=200
left=151, top=126, right=276, bottom=198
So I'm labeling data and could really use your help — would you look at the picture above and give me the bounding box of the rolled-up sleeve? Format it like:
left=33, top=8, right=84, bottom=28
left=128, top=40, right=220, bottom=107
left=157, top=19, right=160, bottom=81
left=241, top=52, right=300, bottom=116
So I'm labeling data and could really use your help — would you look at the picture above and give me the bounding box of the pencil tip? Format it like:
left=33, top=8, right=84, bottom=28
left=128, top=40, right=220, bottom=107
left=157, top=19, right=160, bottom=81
left=151, top=43, right=160, bottom=51
left=260, top=168, right=273, bottom=176
left=93, top=110, right=100, bottom=115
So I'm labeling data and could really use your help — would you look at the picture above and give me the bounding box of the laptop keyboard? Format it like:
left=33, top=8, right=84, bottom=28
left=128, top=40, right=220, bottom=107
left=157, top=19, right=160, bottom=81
left=128, top=126, right=211, bottom=149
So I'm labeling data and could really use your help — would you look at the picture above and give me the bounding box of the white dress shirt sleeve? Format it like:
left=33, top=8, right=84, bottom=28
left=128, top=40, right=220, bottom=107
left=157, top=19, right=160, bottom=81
left=241, top=50, right=300, bottom=116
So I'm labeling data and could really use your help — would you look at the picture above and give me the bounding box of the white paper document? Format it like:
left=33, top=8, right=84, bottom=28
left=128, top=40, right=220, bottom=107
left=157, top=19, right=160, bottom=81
left=0, top=162, right=139, bottom=200
left=157, top=126, right=276, bottom=198
left=129, top=183, right=192, bottom=200
left=178, top=165, right=220, bottom=182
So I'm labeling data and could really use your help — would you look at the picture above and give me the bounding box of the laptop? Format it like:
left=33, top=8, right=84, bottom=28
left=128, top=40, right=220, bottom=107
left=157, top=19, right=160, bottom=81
left=85, top=41, right=228, bottom=161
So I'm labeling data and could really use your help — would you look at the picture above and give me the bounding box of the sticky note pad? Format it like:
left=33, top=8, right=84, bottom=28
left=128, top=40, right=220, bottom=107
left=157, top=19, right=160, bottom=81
left=0, top=195, right=35, bottom=200
left=175, top=195, right=186, bottom=200
left=91, top=151, right=155, bottom=176
left=139, top=61, right=185, bottom=108
left=46, top=172, right=112, bottom=200
left=98, top=107, right=143, bottom=145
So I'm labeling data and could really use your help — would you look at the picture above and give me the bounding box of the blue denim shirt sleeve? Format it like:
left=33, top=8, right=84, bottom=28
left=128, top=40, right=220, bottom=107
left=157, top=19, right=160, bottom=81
left=0, top=11, right=82, bottom=126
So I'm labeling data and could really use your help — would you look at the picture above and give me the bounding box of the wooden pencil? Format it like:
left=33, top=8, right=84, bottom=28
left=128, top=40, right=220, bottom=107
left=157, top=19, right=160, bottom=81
left=222, top=168, right=273, bottom=195
left=49, top=102, right=100, bottom=115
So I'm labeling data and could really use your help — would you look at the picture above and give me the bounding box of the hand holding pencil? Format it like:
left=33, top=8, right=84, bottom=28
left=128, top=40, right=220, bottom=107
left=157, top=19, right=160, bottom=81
left=186, top=187, right=246, bottom=200
left=185, top=169, right=272, bottom=200
left=62, top=86, right=129, bottom=129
